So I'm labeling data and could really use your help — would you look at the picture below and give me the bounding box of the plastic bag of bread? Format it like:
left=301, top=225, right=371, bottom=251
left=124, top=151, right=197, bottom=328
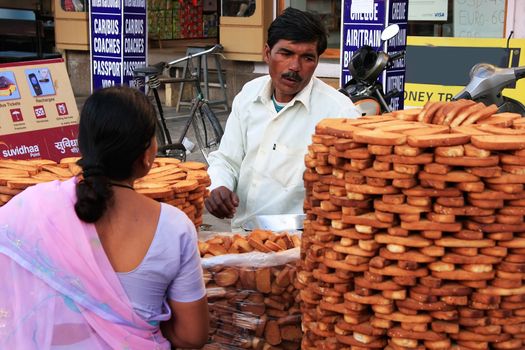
left=199, top=230, right=302, bottom=350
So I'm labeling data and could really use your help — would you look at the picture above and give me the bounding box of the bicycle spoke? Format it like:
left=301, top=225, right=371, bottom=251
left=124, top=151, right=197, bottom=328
left=191, top=104, right=223, bottom=163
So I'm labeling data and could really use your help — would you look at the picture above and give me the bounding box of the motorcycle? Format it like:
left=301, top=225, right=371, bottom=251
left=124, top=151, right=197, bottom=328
left=452, top=63, right=525, bottom=115
left=452, top=30, right=525, bottom=115
left=339, top=24, right=405, bottom=116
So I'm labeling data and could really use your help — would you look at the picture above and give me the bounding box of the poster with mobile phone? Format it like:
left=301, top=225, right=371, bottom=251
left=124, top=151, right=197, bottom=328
left=25, top=68, right=56, bottom=97
left=0, top=58, right=79, bottom=162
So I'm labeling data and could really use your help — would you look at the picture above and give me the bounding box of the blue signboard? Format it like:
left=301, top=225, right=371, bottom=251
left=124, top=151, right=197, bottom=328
left=89, top=0, right=147, bottom=91
left=341, top=0, right=386, bottom=86
left=341, top=0, right=408, bottom=110
left=385, top=0, right=408, bottom=110
left=123, top=1, right=147, bottom=88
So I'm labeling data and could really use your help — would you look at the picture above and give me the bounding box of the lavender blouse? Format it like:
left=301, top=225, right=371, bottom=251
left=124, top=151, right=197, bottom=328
left=116, top=203, right=205, bottom=323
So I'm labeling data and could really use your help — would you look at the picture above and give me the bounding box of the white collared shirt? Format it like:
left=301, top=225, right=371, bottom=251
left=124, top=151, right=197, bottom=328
left=207, top=75, right=360, bottom=230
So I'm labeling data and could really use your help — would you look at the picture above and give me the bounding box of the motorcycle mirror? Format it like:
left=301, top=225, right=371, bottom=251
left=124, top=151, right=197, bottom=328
left=381, top=24, right=400, bottom=42
left=501, top=30, right=514, bottom=67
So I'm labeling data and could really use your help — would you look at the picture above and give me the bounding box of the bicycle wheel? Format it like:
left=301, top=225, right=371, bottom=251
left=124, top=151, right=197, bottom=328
left=201, top=103, right=224, bottom=140
left=192, top=103, right=224, bottom=161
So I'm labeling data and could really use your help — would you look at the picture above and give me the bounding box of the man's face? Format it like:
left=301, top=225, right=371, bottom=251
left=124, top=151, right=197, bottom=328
left=264, top=39, right=319, bottom=103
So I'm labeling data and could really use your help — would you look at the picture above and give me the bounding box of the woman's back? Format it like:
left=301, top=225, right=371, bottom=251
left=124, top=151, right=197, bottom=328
left=0, top=178, right=173, bottom=349
left=97, top=192, right=204, bottom=323
left=0, top=86, right=209, bottom=349
left=95, top=189, right=160, bottom=274
left=71, top=86, right=209, bottom=348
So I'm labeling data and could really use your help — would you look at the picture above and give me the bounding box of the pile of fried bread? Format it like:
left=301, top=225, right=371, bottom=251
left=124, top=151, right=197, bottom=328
left=0, top=157, right=210, bottom=229
left=198, top=229, right=301, bottom=257
left=299, top=100, right=525, bottom=350
left=200, top=229, right=303, bottom=350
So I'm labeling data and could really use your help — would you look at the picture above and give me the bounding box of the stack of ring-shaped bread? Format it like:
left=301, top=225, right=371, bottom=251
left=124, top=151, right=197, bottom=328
left=299, top=103, right=525, bottom=350
left=0, top=157, right=210, bottom=231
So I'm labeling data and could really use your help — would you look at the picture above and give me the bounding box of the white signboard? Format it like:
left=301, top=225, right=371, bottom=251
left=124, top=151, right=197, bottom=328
left=408, top=0, right=448, bottom=21
left=453, top=0, right=505, bottom=38
left=351, top=0, right=375, bottom=13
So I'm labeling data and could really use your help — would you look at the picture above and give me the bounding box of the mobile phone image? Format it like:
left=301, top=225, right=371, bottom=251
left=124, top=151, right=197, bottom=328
left=29, top=73, right=43, bottom=96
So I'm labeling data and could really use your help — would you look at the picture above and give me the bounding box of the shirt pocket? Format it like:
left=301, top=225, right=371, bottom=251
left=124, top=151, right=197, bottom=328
left=270, top=143, right=307, bottom=189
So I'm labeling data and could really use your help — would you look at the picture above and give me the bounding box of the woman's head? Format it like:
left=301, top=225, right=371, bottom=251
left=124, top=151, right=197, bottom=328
left=75, top=86, right=157, bottom=222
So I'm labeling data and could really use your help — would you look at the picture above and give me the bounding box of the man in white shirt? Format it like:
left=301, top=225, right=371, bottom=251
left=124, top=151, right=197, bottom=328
left=205, top=7, right=360, bottom=230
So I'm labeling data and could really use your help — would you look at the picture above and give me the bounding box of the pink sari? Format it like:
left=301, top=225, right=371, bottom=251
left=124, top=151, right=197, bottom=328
left=0, top=178, right=170, bottom=349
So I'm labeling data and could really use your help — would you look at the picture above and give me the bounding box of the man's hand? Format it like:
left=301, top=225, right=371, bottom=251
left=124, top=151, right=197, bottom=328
left=205, top=186, right=239, bottom=219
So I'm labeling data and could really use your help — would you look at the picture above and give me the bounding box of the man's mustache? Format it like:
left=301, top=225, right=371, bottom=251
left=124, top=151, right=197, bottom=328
left=281, top=71, right=302, bottom=82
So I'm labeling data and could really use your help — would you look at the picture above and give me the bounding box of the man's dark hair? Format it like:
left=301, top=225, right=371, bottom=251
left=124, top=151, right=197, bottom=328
left=267, top=7, right=328, bottom=56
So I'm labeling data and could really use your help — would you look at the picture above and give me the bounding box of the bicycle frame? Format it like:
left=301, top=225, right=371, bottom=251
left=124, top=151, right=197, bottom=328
left=133, top=44, right=224, bottom=161
left=165, top=47, right=217, bottom=144
left=166, top=44, right=222, bottom=76
left=175, top=91, right=206, bottom=145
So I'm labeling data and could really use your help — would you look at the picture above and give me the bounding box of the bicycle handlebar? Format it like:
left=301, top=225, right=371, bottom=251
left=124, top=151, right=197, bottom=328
left=167, top=44, right=223, bottom=67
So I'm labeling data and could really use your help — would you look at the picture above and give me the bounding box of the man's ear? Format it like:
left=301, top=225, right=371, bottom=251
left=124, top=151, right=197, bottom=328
left=263, top=44, right=271, bottom=64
